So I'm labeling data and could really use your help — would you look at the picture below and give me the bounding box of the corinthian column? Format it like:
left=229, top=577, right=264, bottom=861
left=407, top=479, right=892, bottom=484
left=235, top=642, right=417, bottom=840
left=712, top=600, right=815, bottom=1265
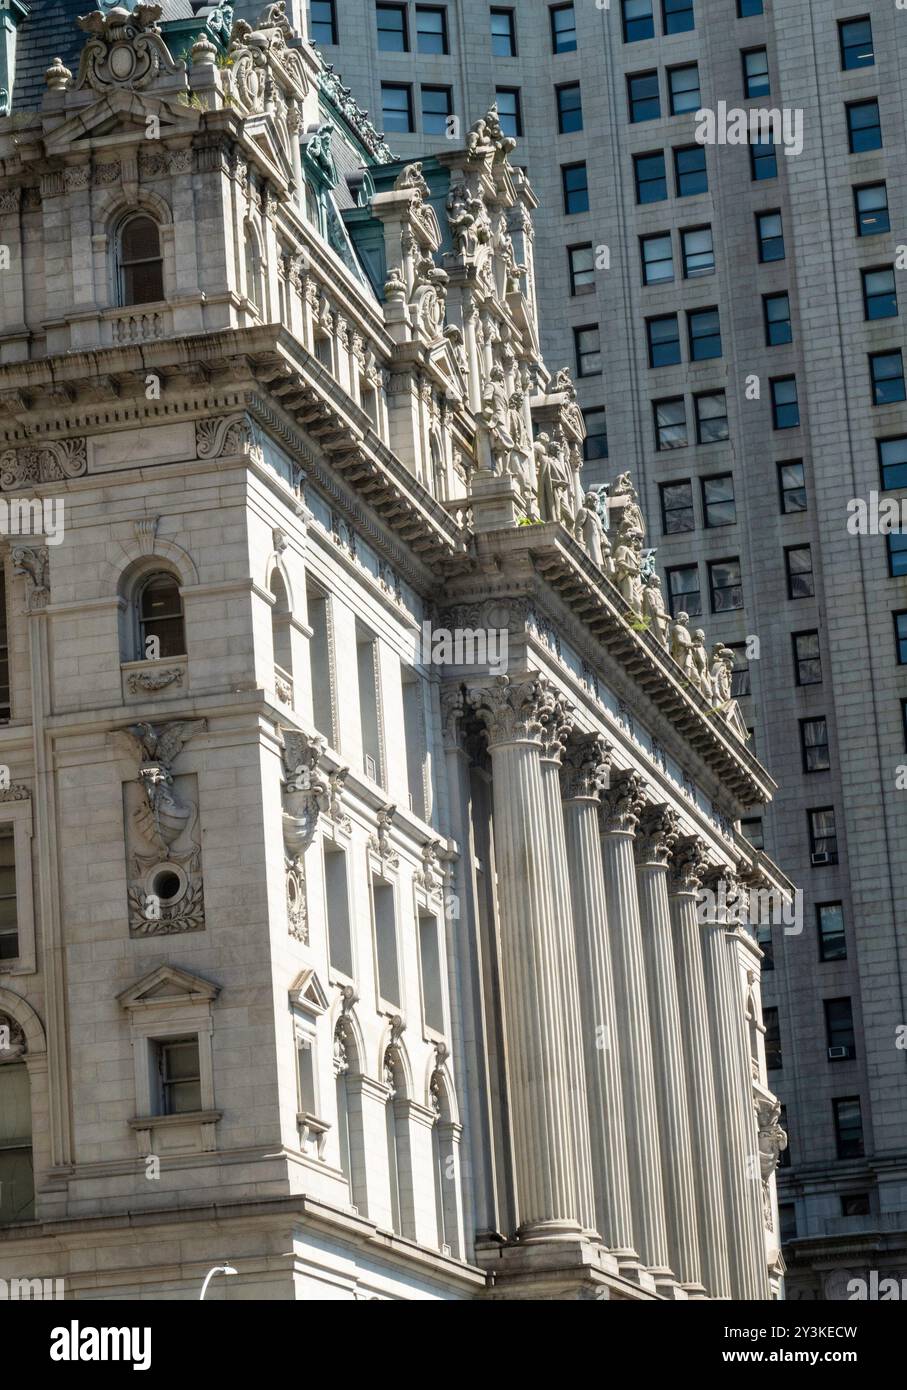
left=635, top=805, right=704, bottom=1296
left=560, top=735, right=637, bottom=1265
left=539, top=698, right=598, bottom=1240
left=669, top=837, right=732, bottom=1299
left=468, top=674, right=581, bottom=1239
left=599, top=771, right=673, bottom=1285
left=701, top=867, right=771, bottom=1299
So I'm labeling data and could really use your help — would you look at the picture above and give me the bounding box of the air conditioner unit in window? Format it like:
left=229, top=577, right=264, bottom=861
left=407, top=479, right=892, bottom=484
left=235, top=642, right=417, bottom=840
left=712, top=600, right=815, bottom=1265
left=364, top=754, right=376, bottom=781
left=828, top=1046, right=849, bottom=1060
left=811, top=851, right=831, bottom=865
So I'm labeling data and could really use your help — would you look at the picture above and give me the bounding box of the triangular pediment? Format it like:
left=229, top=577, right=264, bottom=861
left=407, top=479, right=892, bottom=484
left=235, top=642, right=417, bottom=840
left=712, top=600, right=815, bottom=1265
left=44, top=91, right=199, bottom=157
left=241, top=114, right=296, bottom=190
left=288, top=967, right=329, bottom=1015
left=117, top=963, right=220, bottom=1011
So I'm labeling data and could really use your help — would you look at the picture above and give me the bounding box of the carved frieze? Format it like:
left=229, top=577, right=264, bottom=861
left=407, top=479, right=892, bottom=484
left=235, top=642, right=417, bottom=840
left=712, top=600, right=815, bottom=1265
left=0, top=439, right=87, bottom=491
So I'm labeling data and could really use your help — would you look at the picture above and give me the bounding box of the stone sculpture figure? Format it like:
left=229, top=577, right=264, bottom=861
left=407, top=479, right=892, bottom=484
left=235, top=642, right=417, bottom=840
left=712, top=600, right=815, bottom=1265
left=710, top=643, right=735, bottom=705
left=613, top=535, right=643, bottom=613
left=642, top=571, right=670, bottom=647
left=691, top=628, right=711, bottom=696
left=670, top=611, right=694, bottom=678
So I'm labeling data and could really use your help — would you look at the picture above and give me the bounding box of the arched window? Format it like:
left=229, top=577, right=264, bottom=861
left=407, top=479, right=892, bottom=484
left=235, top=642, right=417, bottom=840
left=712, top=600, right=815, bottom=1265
left=137, top=572, right=185, bottom=661
left=270, top=570, right=293, bottom=704
left=244, top=222, right=261, bottom=311
left=430, top=1068, right=461, bottom=1256
left=0, top=1020, right=34, bottom=1223
left=118, top=215, right=164, bottom=306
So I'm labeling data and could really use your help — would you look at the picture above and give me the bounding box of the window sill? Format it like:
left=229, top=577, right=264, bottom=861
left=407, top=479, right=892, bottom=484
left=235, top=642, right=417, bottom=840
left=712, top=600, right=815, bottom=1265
left=129, top=1109, right=222, bottom=1131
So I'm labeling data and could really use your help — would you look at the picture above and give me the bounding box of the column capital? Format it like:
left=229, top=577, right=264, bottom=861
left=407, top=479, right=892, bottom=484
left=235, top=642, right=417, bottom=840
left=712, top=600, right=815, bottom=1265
left=599, top=769, right=647, bottom=836
left=634, top=803, right=681, bottom=868
left=540, top=690, right=576, bottom=763
left=440, top=682, right=470, bottom=750
left=560, top=732, right=612, bottom=801
left=465, top=672, right=554, bottom=748
left=669, top=835, right=711, bottom=896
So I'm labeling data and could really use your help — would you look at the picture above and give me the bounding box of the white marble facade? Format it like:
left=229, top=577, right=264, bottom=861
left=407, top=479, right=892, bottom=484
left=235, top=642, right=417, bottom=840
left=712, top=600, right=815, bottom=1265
left=0, top=3, right=788, bottom=1299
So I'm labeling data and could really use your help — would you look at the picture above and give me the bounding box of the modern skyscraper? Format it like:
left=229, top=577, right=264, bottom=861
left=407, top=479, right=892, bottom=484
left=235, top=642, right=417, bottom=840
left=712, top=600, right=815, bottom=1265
left=310, top=0, right=907, bottom=1299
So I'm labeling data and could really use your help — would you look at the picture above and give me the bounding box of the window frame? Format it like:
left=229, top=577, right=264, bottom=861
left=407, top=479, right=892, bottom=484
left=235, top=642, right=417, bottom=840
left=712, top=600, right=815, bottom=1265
left=833, top=1097, right=864, bottom=1160
left=778, top=459, right=807, bottom=513
left=854, top=182, right=889, bottom=237
left=701, top=472, right=736, bottom=527
left=628, top=69, right=661, bottom=123
left=847, top=99, right=882, bottom=154
left=654, top=395, right=688, bottom=450
left=550, top=2, right=577, bottom=53
left=415, top=5, right=449, bottom=55
left=801, top=715, right=831, bottom=774
left=562, top=160, right=589, bottom=214
left=641, top=231, right=674, bottom=285
left=785, top=543, right=814, bottom=599
left=574, top=323, right=602, bottom=377
left=380, top=81, right=414, bottom=133
left=764, top=291, right=792, bottom=346
left=556, top=81, right=583, bottom=134
left=568, top=242, right=595, bottom=295
left=792, top=629, right=822, bottom=686
left=674, top=144, right=708, bottom=197
left=817, top=902, right=847, bottom=962
left=666, top=562, right=702, bottom=617
left=660, top=479, right=695, bottom=534
left=376, top=2, right=409, bottom=51
left=667, top=62, right=701, bottom=115
left=757, top=209, right=785, bottom=262
left=681, top=224, right=714, bottom=278
left=309, top=0, right=338, bottom=45
left=490, top=7, right=517, bottom=57
left=870, top=350, right=906, bottom=406
left=695, top=390, right=729, bottom=444
left=839, top=16, right=874, bottom=71
left=116, top=212, right=164, bottom=308
left=634, top=150, right=668, bottom=204
left=742, top=46, right=770, bottom=98
left=708, top=556, right=743, bottom=613
left=808, top=806, right=838, bottom=866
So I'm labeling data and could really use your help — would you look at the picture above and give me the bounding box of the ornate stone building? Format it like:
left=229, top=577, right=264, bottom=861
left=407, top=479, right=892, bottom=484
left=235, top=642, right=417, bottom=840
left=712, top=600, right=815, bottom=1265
left=0, top=2, right=790, bottom=1299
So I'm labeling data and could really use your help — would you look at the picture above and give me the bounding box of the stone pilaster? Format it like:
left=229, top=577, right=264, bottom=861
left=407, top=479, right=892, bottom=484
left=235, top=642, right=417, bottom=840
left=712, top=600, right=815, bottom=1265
left=598, top=771, right=673, bottom=1285
left=669, top=837, right=733, bottom=1299
left=560, top=735, right=638, bottom=1267
left=635, top=805, right=704, bottom=1296
left=468, top=675, right=581, bottom=1239
left=539, top=698, right=598, bottom=1243
left=701, top=868, right=771, bottom=1299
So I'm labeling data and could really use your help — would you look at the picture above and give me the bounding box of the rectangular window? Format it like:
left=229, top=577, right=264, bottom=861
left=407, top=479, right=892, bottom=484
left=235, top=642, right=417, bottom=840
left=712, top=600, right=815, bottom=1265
left=771, top=376, right=800, bottom=429
left=635, top=151, right=668, bottom=203
left=381, top=83, right=413, bottom=133
left=793, top=630, right=821, bottom=685
left=674, top=144, right=708, bottom=196
left=623, top=0, right=655, bottom=42
left=764, top=1007, right=782, bottom=1070
left=562, top=161, right=589, bottom=213
left=847, top=99, right=882, bottom=153
left=862, top=266, right=897, bottom=320
left=324, top=845, right=353, bottom=977
left=495, top=87, right=522, bottom=137
left=750, top=139, right=777, bottom=181
left=682, top=224, right=714, bottom=277
left=575, top=324, right=602, bottom=376
left=825, top=998, right=856, bottom=1060
left=779, top=459, right=807, bottom=512
left=647, top=313, right=681, bottom=367
left=801, top=716, right=831, bottom=773
left=356, top=624, right=383, bottom=784
left=757, top=210, right=785, bottom=261
left=583, top=407, right=608, bottom=461
left=894, top=611, right=907, bottom=664
left=421, top=85, right=452, bottom=135
left=764, top=292, right=792, bottom=345
left=569, top=242, right=595, bottom=294
left=310, top=0, right=338, bottom=44
left=660, top=480, right=694, bottom=534
left=377, top=3, right=408, bottom=51
left=779, top=1203, right=797, bottom=1241
left=307, top=584, right=334, bottom=744
left=416, top=6, right=448, bottom=54
left=655, top=395, right=687, bottom=450
left=833, top=1098, right=864, bottom=1159
left=557, top=82, right=583, bottom=133
left=839, top=16, right=874, bottom=70
left=296, top=1032, right=317, bottom=1117
left=818, top=903, right=847, bottom=962
left=809, top=807, right=838, bottom=865
left=663, top=0, right=694, bottom=34
left=855, top=182, right=889, bottom=236
left=740, top=816, right=764, bottom=849
left=372, top=879, right=400, bottom=1006
left=628, top=70, right=661, bottom=122
left=0, top=1061, right=32, bottom=1222
left=667, top=563, right=701, bottom=617
left=0, top=571, right=8, bottom=724
left=419, top=911, right=445, bottom=1033
left=737, top=0, right=763, bottom=14
left=491, top=8, right=516, bottom=57
left=887, top=532, right=907, bottom=576
left=157, top=1037, right=201, bottom=1116
left=880, top=436, right=907, bottom=489
left=786, top=544, right=814, bottom=598
left=402, top=667, right=427, bottom=819
left=727, top=641, right=751, bottom=697
left=0, top=827, right=16, bottom=961
left=641, top=232, right=674, bottom=284
left=870, top=350, right=905, bottom=405
left=755, top=922, right=773, bottom=968
left=709, top=557, right=743, bottom=612
left=668, top=63, right=701, bottom=115
left=688, top=306, right=722, bottom=360
left=702, top=473, right=736, bottom=527
left=551, top=2, right=577, bottom=52
left=695, top=390, right=729, bottom=443
left=743, top=47, right=770, bottom=97
left=842, top=1193, right=870, bottom=1216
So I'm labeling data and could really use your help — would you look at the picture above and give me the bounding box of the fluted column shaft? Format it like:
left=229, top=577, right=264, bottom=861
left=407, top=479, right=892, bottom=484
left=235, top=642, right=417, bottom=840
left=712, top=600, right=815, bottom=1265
left=700, top=872, right=769, bottom=1298
left=561, top=737, right=636, bottom=1259
left=539, top=712, right=597, bottom=1238
left=470, top=676, right=582, bottom=1237
left=669, top=838, right=732, bottom=1298
left=599, top=772, right=672, bottom=1278
left=635, top=807, right=703, bottom=1293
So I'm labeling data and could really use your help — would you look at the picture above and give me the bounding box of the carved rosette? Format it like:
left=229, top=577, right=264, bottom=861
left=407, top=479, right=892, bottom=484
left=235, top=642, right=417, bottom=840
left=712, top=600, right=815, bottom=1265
left=466, top=673, right=552, bottom=748
left=598, top=769, right=646, bottom=836
left=669, top=835, right=711, bottom=897
left=634, top=803, right=681, bottom=868
left=559, top=733, right=612, bottom=802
